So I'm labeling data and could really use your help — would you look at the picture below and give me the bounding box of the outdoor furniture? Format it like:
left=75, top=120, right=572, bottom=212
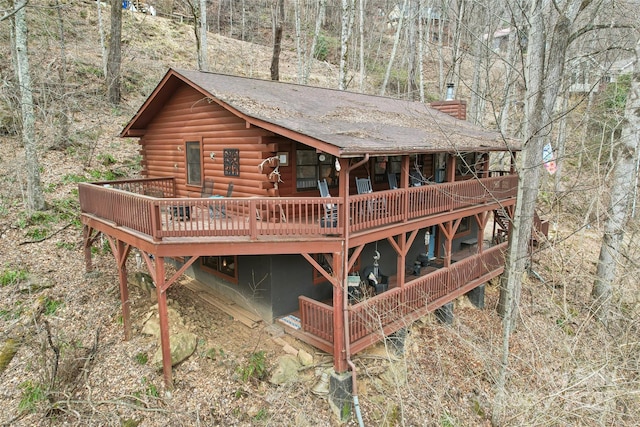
left=209, top=182, right=234, bottom=218
left=409, top=169, right=423, bottom=187
left=355, top=177, right=373, bottom=194
left=388, top=173, right=398, bottom=190
left=318, top=179, right=338, bottom=227
left=201, top=178, right=214, bottom=197
left=356, top=176, right=386, bottom=216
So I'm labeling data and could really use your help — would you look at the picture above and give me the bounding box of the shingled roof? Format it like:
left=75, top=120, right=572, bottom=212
left=122, top=68, right=519, bottom=157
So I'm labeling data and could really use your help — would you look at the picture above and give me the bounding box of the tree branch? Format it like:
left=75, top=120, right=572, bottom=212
left=0, top=0, right=28, bottom=22
left=569, top=23, right=634, bottom=45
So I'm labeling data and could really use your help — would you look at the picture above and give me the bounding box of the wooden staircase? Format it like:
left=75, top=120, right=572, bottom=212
left=492, top=208, right=548, bottom=246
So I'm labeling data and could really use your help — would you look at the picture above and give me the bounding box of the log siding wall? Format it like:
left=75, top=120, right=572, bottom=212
left=140, top=85, right=279, bottom=198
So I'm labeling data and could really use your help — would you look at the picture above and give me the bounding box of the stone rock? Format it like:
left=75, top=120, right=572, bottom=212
left=269, top=354, right=300, bottom=385
left=297, top=349, right=313, bottom=366
left=152, top=331, right=197, bottom=369
left=130, top=272, right=157, bottom=302
left=141, top=306, right=184, bottom=337
left=282, top=343, right=298, bottom=355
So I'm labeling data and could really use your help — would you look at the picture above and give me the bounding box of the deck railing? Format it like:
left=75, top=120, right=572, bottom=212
left=299, top=296, right=334, bottom=343
left=298, top=243, right=507, bottom=350
left=79, top=175, right=517, bottom=240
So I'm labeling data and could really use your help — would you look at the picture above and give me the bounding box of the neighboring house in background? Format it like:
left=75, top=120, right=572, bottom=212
left=79, top=69, right=541, bottom=405
left=568, top=56, right=635, bottom=94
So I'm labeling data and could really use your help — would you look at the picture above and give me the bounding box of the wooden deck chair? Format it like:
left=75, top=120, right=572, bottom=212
left=201, top=178, right=214, bottom=197
left=209, top=181, right=234, bottom=218
left=355, top=177, right=373, bottom=194
left=387, top=173, right=398, bottom=189
left=356, top=176, right=387, bottom=215
left=409, top=169, right=423, bottom=187
left=317, top=179, right=338, bottom=227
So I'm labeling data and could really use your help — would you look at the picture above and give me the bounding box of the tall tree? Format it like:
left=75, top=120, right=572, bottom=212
left=592, top=36, right=640, bottom=324
left=270, top=0, right=284, bottom=81
left=12, top=0, right=45, bottom=212
left=106, top=0, right=122, bottom=104
left=197, top=0, right=208, bottom=71
left=97, top=0, right=107, bottom=77
left=494, top=0, right=615, bottom=423
left=338, top=0, right=355, bottom=90
left=380, top=0, right=408, bottom=96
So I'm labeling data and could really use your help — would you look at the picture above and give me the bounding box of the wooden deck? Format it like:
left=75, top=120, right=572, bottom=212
left=79, top=175, right=518, bottom=244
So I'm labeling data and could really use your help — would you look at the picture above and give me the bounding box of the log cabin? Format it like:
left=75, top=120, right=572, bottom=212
left=79, top=68, right=537, bottom=397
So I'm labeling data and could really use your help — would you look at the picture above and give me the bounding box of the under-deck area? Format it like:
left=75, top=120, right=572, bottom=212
left=281, top=242, right=505, bottom=355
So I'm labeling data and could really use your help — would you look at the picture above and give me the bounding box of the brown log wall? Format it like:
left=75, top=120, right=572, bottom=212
left=140, top=85, right=278, bottom=198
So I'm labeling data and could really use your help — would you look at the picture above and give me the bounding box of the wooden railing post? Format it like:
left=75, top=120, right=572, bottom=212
left=249, top=199, right=258, bottom=240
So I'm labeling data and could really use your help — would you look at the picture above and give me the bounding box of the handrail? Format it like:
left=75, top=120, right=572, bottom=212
left=79, top=175, right=517, bottom=241
left=296, top=242, right=508, bottom=346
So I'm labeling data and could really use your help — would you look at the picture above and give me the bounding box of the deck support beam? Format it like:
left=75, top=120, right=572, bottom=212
left=154, top=257, right=174, bottom=389
left=474, top=211, right=489, bottom=252
left=82, top=225, right=101, bottom=273
left=331, top=249, right=347, bottom=373
left=105, top=236, right=133, bottom=341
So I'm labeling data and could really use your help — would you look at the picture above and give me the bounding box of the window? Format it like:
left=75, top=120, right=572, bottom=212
left=373, top=156, right=402, bottom=184
left=296, top=148, right=338, bottom=190
left=202, top=255, right=237, bottom=283
left=454, top=216, right=472, bottom=237
left=185, top=140, right=202, bottom=186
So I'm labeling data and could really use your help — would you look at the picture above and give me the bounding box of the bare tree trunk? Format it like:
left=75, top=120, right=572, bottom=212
left=54, top=0, right=70, bottom=148
left=406, top=0, right=418, bottom=100
left=302, top=0, right=326, bottom=84
left=357, top=0, right=364, bottom=92
left=437, top=0, right=445, bottom=95
left=592, top=37, right=640, bottom=324
left=270, top=0, right=284, bottom=81
left=197, top=0, right=208, bottom=71
left=380, top=0, right=408, bottom=96
left=293, top=0, right=304, bottom=83
left=303, top=0, right=325, bottom=84
left=13, top=0, right=45, bottom=212
left=106, top=0, right=122, bottom=104
left=554, top=88, right=569, bottom=195
left=494, top=1, right=547, bottom=419
left=338, top=0, right=355, bottom=90
left=449, top=0, right=466, bottom=98
left=417, top=0, right=425, bottom=102
left=498, top=19, right=519, bottom=136
left=97, top=0, right=107, bottom=77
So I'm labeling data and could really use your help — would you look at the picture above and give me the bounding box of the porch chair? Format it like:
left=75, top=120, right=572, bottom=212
left=317, top=179, right=338, bottom=227
left=356, top=176, right=386, bottom=215
left=409, top=169, right=423, bottom=187
left=387, top=173, right=398, bottom=190
left=201, top=178, right=215, bottom=197
left=209, top=181, right=234, bottom=218
left=355, top=177, right=373, bottom=194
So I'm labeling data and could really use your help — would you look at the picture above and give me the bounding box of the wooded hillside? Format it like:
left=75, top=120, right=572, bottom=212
left=0, top=1, right=639, bottom=426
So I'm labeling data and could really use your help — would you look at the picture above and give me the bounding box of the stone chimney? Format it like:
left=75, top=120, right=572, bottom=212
left=430, top=83, right=467, bottom=120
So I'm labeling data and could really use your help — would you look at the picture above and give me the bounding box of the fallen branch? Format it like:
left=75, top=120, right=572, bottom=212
left=19, top=223, right=73, bottom=245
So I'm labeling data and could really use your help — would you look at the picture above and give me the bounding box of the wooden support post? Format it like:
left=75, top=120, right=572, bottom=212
left=83, top=225, right=93, bottom=273
left=116, top=240, right=132, bottom=341
left=332, top=249, right=347, bottom=373
left=474, top=211, right=489, bottom=253
left=393, top=234, right=406, bottom=288
left=155, top=257, right=173, bottom=389
left=446, top=154, right=456, bottom=182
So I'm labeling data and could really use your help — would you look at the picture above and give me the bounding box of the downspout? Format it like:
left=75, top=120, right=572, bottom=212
left=343, top=154, right=368, bottom=426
